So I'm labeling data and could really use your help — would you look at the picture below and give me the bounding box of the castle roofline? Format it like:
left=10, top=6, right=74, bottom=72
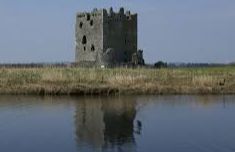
left=76, top=7, right=136, bottom=17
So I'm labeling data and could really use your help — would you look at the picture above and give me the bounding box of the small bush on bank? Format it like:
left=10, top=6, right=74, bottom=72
left=154, top=61, right=168, bottom=69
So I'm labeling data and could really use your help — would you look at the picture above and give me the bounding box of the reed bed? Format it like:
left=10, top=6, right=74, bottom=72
left=0, top=67, right=234, bottom=95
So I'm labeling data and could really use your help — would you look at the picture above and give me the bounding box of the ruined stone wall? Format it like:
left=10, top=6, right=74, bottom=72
left=103, top=8, right=137, bottom=65
left=75, top=9, right=103, bottom=64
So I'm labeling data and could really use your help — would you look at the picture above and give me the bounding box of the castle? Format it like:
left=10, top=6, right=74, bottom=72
left=75, top=7, right=144, bottom=67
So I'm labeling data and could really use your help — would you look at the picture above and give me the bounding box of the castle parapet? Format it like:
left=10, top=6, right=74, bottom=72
left=77, top=7, right=136, bottom=21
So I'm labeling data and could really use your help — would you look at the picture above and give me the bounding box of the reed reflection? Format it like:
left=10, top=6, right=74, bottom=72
left=74, top=96, right=140, bottom=151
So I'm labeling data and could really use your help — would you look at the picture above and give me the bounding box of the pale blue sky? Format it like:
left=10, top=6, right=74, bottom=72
left=0, top=0, right=234, bottom=63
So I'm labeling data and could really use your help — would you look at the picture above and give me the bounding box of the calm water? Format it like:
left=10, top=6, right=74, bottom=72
left=0, top=95, right=235, bottom=152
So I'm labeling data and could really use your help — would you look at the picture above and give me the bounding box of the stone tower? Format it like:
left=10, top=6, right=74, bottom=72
left=75, top=7, right=140, bottom=67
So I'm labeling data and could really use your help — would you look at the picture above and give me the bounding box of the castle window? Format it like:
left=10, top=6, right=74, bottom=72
left=90, top=20, right=93, bottom=26
left=91, top=44, right=95, bottom=51
left=79, top=22, right=83, bottom=28
left=84, top=46, right=86, bottom=51
left=87, top=14, right=90, bottom=21
left=82, top=36, right=87, bottom=44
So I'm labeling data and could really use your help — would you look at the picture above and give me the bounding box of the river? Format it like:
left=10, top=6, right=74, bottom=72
left=0, top=95, right=235, bottom=152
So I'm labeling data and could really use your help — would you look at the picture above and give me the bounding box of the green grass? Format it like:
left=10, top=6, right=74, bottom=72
left=0, top=66, right=234, bottom=95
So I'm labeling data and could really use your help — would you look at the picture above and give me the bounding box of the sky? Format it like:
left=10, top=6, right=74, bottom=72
left=0, top=0, right=234, bottom=63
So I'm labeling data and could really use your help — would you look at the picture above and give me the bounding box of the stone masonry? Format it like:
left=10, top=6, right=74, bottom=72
left=75, top=7, right=144, bottom=67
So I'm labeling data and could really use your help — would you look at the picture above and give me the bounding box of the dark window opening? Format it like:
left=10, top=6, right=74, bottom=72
left=90, top=20, right=93, bottom=26
left=91, top=44, right=95, bottom=51
left=79, top=22, right=83, bottom=28
left=87, top=14, right=90, bottom=21
left=82, top=36, right=87, bottom=44
left=84, top=46, right=86, bottom=51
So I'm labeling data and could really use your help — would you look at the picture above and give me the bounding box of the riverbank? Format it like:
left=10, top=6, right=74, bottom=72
left=0, top=67, right=234, bottom=95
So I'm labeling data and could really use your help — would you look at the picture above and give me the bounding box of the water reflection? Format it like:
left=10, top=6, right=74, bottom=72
left=1, top=95, right=235, bottom=152
left=74, top=96, right=140, bottom=151
left=73, top=95, right=234, bottom=151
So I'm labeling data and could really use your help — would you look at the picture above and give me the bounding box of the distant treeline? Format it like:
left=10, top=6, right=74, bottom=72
left=0, top=62, right=76, bottom=68
left=147, top=61, right=235, bottom=68
left=167, top=62, right=235, bottom=68
left=0, top=62, right=234, bottom=68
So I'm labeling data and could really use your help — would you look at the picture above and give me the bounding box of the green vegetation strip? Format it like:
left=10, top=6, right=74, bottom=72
left=0, top=67, right=234, bottom=95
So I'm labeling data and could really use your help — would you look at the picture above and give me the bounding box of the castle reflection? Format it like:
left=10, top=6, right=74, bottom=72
left=74, top=96, right=140, bottom=152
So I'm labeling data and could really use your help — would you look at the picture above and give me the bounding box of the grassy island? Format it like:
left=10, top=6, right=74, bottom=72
left=0, top=67, right=234, bottom=95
